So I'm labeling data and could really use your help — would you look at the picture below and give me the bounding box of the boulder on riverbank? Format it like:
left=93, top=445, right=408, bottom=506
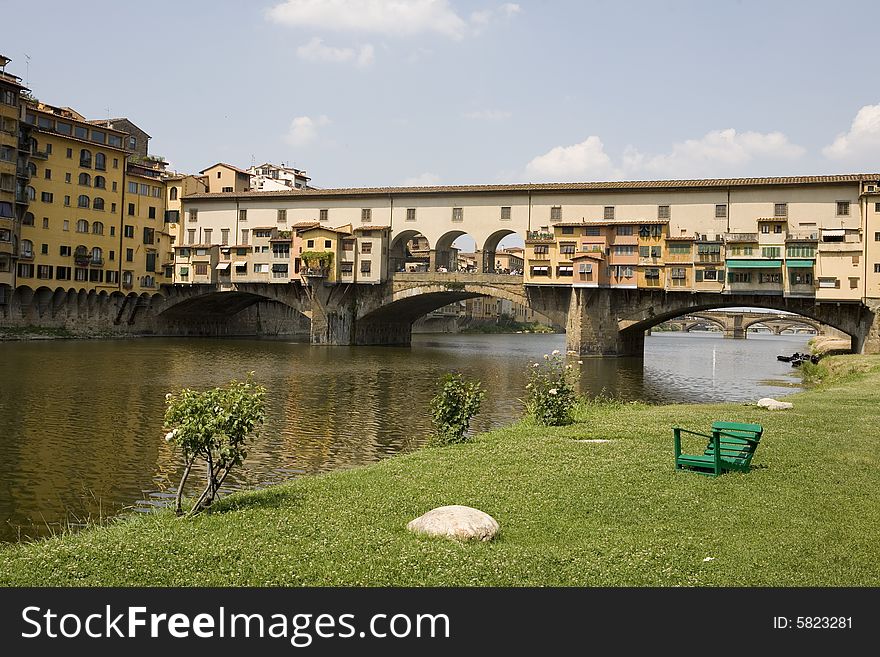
left=407, top=505, right=499, bottom=541
left=757, top=397, right=793, bottom=410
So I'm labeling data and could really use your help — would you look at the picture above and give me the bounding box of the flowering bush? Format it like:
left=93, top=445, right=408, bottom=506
left=163, top=374, right=266, bottom=516
left=429, top=373, right=485, bottom=446
left=525, top=350, right=581, bottom=426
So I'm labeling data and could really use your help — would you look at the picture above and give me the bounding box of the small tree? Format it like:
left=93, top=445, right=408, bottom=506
left=525, top=350, right=580, bottom=426
left=163, top=374, right=266, bottom=516
left=429, top=373, right=485, bottom=445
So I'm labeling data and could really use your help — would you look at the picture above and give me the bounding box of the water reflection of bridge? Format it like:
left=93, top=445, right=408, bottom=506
left=658, top=311, right=825, bottom=338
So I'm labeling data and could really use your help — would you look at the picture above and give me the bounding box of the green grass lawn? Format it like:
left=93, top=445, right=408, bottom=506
left=2, top=355, right=879, bottom=587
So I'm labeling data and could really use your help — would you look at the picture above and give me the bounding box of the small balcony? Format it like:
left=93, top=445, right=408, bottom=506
left=786, top=231, right=818, bottom=242
left=525, top=231, right=555, bottom=243
left=303, top=266, right=328, bottom=277
left=18, top=251, right=34, bottom=261
left=724, top=233, right=758, bottom=243
left=89, top=257, right=104, bottom=267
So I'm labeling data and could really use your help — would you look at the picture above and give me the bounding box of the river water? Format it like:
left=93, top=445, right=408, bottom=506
left=0, top=331, right=809, bottom=542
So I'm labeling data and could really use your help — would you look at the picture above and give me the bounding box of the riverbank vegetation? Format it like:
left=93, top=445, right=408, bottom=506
left=1, top=355, right=879, bottom=586
left=461, top=316, right=557, bottom=334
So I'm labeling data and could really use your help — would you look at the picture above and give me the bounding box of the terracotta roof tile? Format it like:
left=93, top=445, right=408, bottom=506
left=182, top=173, right=878, bottom=202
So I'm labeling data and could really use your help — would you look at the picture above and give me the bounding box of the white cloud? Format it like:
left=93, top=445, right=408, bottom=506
left=356, top=43, right=375, bottom=67
left=523, top=128, right=808, bottom=182
left=624, top=129, right=805, bottom=178
left=296, top=37, right=375, bottom=67
left=500, top=3, right=522, bottom=17
left=470, top=3, right=521, bottom=34
left=823, top=103, right=880, bottom=162
left=525, top=136, right=620, bottom=181
left=462, top=109, right=512, bottom=120
left=267, top=0, right=468, bottom=39
left=402, top=172, right=441, bottom=186
left=284, top=115, right=330, bottom=147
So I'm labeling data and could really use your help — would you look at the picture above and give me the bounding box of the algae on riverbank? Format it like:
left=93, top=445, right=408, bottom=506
left=1, top=355, right=878, bottom=587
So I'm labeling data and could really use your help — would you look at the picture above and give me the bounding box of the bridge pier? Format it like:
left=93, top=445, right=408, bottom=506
left=565, top=288, right=644, bottom=356
left=723, top=314, right=746, bottom=339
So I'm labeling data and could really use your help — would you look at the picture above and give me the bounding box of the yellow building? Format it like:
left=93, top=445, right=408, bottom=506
left=0, top=55, right=30, bottom=294
left=123, top=161, right=168, bottom=292
left=18, top=102, right=129, bottom=291
left=163, top=173, right=207, bottom=252
left=298, top=225, right=352, bottom=283
left=200, top=163, right=251, bottom=193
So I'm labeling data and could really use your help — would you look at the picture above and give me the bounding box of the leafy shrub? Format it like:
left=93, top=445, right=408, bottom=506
left=163, top=374, right=266, bottom=516
left=525, top=350, right=580, bottom=426
left=429, top=373, right=485, bottom=445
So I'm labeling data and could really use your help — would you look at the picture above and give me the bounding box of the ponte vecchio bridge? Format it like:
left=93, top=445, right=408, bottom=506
left=11, top=174, right=879, bottom=356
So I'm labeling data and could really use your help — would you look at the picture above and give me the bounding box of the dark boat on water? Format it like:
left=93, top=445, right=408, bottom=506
left=777, top=352, right=820, bottom=366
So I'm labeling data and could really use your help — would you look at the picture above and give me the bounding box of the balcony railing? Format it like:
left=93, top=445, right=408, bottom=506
left=786, top=232, right=819, bottom=241
left=89, top=257, right=104, bottom=266
left=303, top=266, right=328, bottom=277
left=724, top=233, right=758, bottom=242
left=526, top=231, right=555, bottom=242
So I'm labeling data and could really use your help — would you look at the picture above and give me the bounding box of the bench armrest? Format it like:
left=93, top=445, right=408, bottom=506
left=671, top=427, right=714, bottom=440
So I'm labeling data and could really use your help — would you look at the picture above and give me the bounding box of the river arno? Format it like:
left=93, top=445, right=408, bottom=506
left=0, top=331, right=809, bottom=542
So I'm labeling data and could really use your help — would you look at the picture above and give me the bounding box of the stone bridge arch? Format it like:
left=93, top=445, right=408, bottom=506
left=340, top=274, right=531, bottom=345
left=154, top=283, right=311, bottom=336
left=741, top=315, right=821, bottom=334
left=567, top=288, right=874, bottom=356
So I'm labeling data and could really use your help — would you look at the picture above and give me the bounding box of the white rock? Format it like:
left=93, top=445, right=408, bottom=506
left=757, top=397, right=793, bottom=410
left=407, top=505, right=499, bottom=541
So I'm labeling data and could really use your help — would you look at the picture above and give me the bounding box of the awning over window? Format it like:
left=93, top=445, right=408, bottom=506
left=725, top=259, right=782, bottom=269
left=178, top=267, right=189, bottom=275
left=531, top=266, right=549, bottom=272
left=215, top=262, right=230, bottom=270
left=821, top=229, right=845, bottom=237
left=786, top=259, right=814, bottom=268
left=557, top=266, right=573, bottom=273
left=233, top=261, right=247, bottom=267
left=272, top=264, right=288, bottom=273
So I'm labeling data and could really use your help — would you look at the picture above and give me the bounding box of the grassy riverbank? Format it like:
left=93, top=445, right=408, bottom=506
left=2, top=355, right=879, bottom=586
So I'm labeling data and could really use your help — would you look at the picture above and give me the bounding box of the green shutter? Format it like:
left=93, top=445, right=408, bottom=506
left=695, top=270, right=703, bottom=282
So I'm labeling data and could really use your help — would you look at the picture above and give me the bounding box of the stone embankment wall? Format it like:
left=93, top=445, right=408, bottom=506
left=0, top=288, right=309, bottom=338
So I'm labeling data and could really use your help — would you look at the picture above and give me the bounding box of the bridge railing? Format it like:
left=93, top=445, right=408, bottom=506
left=391, top=272, right=524, bottom=285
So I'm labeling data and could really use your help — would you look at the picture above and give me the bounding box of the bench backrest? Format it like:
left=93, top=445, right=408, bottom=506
left=704, top=421, right=763, bottom=465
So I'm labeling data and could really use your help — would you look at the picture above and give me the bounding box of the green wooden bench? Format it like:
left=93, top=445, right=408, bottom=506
left=673, top=421, right=763, bottom=477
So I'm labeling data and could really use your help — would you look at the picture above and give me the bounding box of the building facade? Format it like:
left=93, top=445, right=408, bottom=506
left=178, top=175, right=880, bottom=308
left=0, top=55, right=30, bottom=296
left=247, top=162, right=310, bottom=191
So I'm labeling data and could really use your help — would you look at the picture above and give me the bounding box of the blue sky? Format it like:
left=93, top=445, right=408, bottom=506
left=3, top=0, right=879, bottom=189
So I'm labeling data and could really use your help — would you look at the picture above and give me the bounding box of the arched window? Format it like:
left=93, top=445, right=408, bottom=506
left=25, top=186, right=35, bottom=201
left=20, top=239, right=33, bottom=257
left=26, top=162, right=37, bottom=176
left=77, top=195, right=90, bottom=209
left=95, top=153, right=106, bottom=170
left=169, top=187, right=178, bottom=201
left=92, top=221, right=104, bottom=235
left=76, top=219, right=89, bottom=233
left=79, top=149, right=92, bottom=168
left=22, top=212, right=34, bottom=226
left=91, top=247, right=103, bottom=263
left=93, top=197, right=105, bottom=211
left=94, top=175, right=106, bottom=189
left=79, top=172, right=91, bottom=186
